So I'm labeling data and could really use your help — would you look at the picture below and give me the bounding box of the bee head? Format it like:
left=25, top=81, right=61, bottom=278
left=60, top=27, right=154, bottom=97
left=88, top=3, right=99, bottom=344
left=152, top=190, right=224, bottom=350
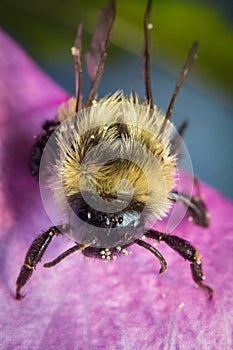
left=67, top=191, right=145, bottom=248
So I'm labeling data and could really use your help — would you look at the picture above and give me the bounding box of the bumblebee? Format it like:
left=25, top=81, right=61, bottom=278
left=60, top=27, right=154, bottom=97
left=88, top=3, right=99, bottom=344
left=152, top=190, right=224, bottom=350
left=16, top=0, right=213, bottom=300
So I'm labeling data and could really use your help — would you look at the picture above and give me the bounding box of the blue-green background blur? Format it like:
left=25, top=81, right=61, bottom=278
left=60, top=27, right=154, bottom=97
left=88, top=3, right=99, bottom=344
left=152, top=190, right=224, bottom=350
left=1, top=0, right=233, bottom=199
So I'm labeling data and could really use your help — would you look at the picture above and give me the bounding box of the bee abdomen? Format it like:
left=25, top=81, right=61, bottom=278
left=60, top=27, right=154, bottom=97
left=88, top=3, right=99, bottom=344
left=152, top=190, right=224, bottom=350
left=29, top=119, right=60, bottom=178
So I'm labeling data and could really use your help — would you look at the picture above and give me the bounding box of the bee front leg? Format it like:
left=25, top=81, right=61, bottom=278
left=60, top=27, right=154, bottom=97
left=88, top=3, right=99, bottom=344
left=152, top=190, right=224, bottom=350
left=145, top=229, right=213, bottom=298
left=16, top=226, right=61, bottom=300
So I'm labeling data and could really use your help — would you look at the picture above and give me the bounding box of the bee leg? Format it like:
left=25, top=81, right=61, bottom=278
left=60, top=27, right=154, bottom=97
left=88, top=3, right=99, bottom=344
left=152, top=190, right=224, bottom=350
left=165, top=40, right=199, bottom=121
left=145, top=230, right=213, bottom=298
left=15, top=226, right=61, bottom=300
left=143, top=0, right=154, bottom=108
left=135, top=239, right=167, bottom=274
left=169, top=190, right=209, bottom=227
left=43, top=243, right=87, bottom=268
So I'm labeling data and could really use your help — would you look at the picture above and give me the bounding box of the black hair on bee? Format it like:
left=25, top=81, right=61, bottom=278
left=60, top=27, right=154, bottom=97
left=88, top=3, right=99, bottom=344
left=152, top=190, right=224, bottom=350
left=16, top=0, right=213, bottom=300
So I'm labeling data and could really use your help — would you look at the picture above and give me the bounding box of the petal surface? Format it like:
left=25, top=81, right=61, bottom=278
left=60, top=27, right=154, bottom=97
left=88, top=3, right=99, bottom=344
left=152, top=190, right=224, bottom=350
left=0, top=30, right=233, bottom=350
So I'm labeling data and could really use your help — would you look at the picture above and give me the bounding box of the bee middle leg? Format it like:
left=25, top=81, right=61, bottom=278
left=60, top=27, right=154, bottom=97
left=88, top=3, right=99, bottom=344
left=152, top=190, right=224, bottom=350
left=135, top=238, right=167, bottom=274
left=43, top=242, right=90, bottom=268
left=169, top=176, right=209, bottom=227
left=170, top=190, right=209, bottom=228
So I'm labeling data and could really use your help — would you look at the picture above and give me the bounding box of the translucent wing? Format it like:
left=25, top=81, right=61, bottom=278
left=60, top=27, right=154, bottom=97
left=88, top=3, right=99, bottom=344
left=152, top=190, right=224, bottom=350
left=72, top=24, right=83, bottom=112
left=85, top=0, right=116, bottom=107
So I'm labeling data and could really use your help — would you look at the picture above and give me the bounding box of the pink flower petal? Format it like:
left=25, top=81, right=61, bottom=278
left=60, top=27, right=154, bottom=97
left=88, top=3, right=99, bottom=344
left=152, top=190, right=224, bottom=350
left=1, top=30, right=233, bottom=350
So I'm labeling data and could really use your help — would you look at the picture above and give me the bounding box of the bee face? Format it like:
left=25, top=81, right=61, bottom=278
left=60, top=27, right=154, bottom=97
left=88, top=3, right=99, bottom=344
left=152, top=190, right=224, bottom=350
left=70, top=192, right=144, bottom=248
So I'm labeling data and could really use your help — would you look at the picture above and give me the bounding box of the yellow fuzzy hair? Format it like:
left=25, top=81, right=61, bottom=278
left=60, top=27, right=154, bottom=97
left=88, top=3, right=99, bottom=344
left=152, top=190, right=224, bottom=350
left=50, top=91, right=177, bottom=222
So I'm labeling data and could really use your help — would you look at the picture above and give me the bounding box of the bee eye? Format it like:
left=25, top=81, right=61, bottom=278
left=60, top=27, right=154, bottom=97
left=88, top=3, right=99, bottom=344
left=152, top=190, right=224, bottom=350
left=118, top=216, right=123, bottom=224
left=71, top=197, right=142, bottom=229
left=78, top=209, right=90, bottom=222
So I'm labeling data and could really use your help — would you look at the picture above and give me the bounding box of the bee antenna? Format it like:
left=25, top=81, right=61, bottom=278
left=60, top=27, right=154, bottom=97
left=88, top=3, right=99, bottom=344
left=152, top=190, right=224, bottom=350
left=165, top=40, right=199, bottom=120
left=143, top=0, right=154, bottom=109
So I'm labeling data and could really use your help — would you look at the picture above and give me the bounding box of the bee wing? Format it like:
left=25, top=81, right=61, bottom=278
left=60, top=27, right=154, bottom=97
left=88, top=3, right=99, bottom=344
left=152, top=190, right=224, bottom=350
left=72, top=24, right=83, bottom=112
left=170, top=121, right=188, bottom=158
left=85, top=0, right=116, bottom=107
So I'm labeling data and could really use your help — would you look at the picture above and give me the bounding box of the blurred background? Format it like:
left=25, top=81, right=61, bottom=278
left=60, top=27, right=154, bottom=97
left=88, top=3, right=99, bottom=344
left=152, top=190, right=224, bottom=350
left=1, top=0, right=233, bottom=199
